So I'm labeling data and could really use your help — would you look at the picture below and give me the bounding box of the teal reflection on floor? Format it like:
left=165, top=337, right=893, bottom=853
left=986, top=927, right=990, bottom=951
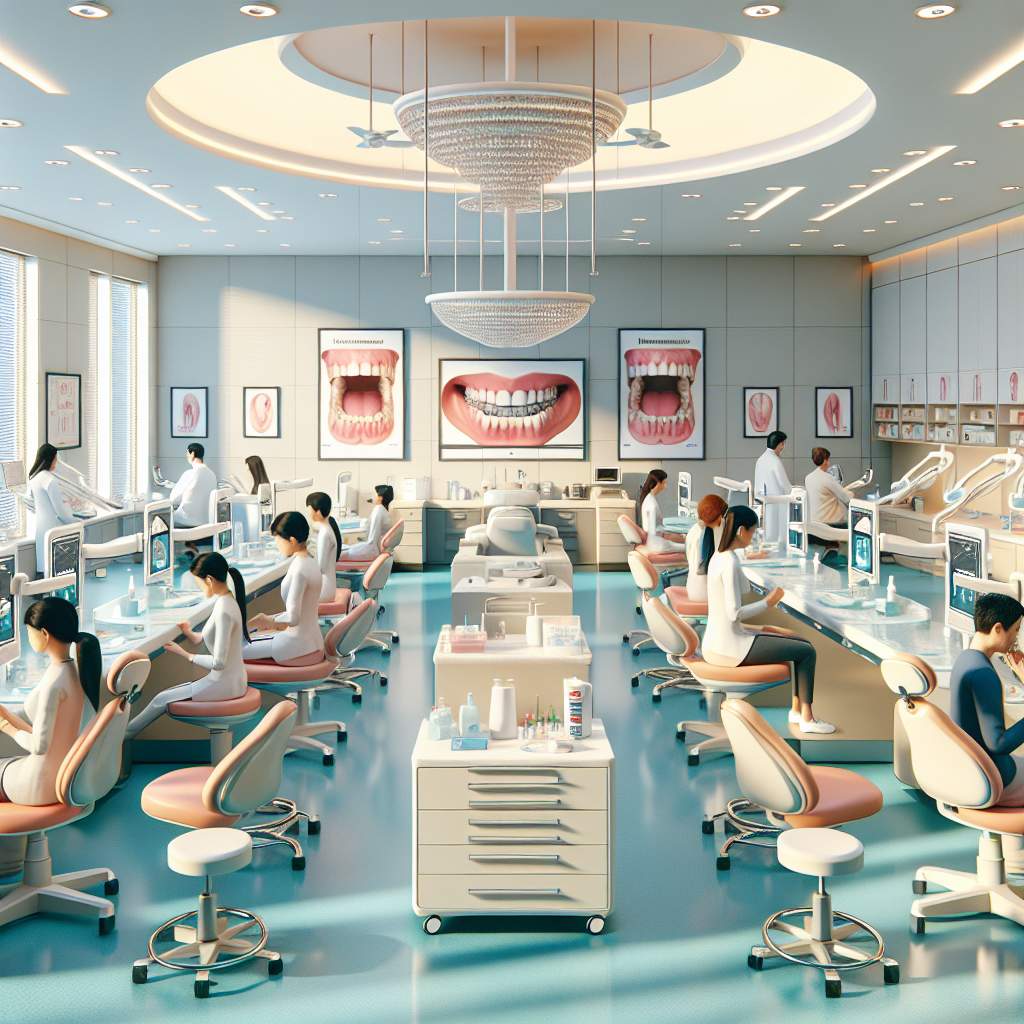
left=1, top=569, right=1021, bottom=1023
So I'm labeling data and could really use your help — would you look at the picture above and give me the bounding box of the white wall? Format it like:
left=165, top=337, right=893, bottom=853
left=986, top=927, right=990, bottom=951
left=156, top=253, right=874, bottom=509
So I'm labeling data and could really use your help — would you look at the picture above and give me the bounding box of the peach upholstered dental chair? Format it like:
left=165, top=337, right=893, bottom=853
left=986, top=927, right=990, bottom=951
left=882, top=652, right=1024, bottom=934
left=0, top=650, right=149, bottom=934
left=335, top=517, right=405, bottom=574
left=626, top=549, right=708, bottom=663
left=327, top=552, right=399, bottom=653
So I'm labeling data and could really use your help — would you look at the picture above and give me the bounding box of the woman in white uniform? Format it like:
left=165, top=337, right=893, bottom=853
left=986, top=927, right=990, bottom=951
left=703, top=505, right=834, bottom=734
left=243, top=511, right=324, bottom=664
left=684, top=494, right=728, bottom=602
left=306, top=491, right=342, bottom=603
left=127, top=552, right=251, bottom=737
left=0, top=597, right=100, bottom=805
left=27, top=444, right=76, bottom=573
left=340, top=485, right=393, bottom=561
left=636, top=470, right=687, bottom=554
left=753, top=430, right=792, bottom=549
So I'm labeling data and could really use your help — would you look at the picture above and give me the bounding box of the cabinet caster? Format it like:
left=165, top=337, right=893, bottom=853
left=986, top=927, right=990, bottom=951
left=701, top=819, right=715, bottom=835
left=747, top=954, right=763, bottom=971
left=391, top=633, right=399, bottom=644
left=194, top=977, right=210, bottom=999
left=292, top=855, right=306, bottom=871
left=99, top=914, right=115, bottom=935
left=268, top=955, right=283, bottom=976
left=883, top=961, right=900, bottom=985
left=912, top=915, right=925, bottom=934
left=132, top=962, right=148, bottom=985
left=825, top=977, right=841, bottom=999
left=323, top=753, right=335, bottom=766
left=652, top=692, right=662, bottom=703
left=307, top=817, right=321, bottom=835
left=380, top=675, right=388, bottom=687
left=352, top=693, right=362, bottom=705
left=104, top=877, right=119, bottom=896
left=716, top=855, right=730, bottom=871
left=423, top=915, right=443, bottom=935
left=631, top=675, right=640, bottom=688
left=912, top=879, right=927, bottom=895
left=585, top=915, right=606, bottom=935
left=687, top=752, right=700, bottom=767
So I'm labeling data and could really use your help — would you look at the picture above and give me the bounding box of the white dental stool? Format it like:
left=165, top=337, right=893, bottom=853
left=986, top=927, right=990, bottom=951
left=749, top=828, right=899, bottom=998
left=133, top=827, right=282, bottom=999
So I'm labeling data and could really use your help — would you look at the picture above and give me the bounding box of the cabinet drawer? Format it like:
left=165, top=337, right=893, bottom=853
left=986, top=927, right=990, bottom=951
left=396, top=507, right=423, bottom=522
left=600, top=519, right=627, bottom=538
left=418, top=809, right=608, bottom=845
left=394, top=546, right=423, bottom=563
left=399, top=521, right=422, bottom=536
left=417, top=872, right=608, bottom=912
left=542, top=509, right=578, bottom=529
left=417, top=766, right=608, bottom=810
left=418, top=844, right=607, bottom=875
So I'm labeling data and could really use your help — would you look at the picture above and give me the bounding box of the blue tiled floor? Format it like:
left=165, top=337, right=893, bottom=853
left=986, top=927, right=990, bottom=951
left=2, top=569, right=1021, bottom=1023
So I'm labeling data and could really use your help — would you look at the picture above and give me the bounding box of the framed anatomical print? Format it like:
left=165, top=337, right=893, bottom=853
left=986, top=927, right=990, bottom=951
left=243, top=387, right=281, bottom=439
left=743, top=386, right=779, bottom=438
left=618, top=328, right=705, bottom=460
left=816, top=386, right=854, bottom=438
left=318, top=328, right=405, bottom=461
left=45, top=372, right=82, bottom=450
left=439, top=358, right=586, bottom=461
left=170, top=387, right=208, bottom=439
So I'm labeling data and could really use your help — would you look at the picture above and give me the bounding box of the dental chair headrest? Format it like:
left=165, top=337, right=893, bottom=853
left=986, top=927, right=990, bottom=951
left=880, top=653, right=937, bottom=700
left=484, top=488, right=540, bottom=508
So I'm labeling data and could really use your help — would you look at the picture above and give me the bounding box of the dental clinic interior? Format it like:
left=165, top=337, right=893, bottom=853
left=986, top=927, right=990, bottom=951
left=8, top=2, right=1024, bottom=1020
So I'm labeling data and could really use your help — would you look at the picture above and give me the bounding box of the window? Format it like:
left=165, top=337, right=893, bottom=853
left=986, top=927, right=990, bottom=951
left=109, top=279, right=136, bottom=501
left=0, top=250, right=26, bottom=531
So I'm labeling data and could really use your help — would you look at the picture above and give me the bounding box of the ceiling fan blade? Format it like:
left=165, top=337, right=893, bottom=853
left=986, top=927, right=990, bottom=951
left=348, top=126, right=372, bottom=138
left=601, top=139, right=638, bottom=148
left=625, top=128, right=649, bottom=139
left=385, top=140, right=415, bottom=148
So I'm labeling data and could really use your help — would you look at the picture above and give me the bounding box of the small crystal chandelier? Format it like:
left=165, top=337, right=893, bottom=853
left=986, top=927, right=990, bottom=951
left=428, top=290, right=594, bottom=348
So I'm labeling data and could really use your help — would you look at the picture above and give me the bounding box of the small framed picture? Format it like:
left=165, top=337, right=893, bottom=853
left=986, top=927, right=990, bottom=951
left=743, top=386, right=779, bottom=438
left=816, top=386, right=854, bottom=438
left=170, top=387, right=208, bottom=438
left=243, top=386, right=281, bottom=439
left=45, top=372, right=82, bottom=450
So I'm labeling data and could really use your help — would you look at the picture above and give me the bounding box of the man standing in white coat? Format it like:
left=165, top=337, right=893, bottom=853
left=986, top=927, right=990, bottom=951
left=169, top=442, right=217, bottom=528
left=753, top=430, right=791, bottom=549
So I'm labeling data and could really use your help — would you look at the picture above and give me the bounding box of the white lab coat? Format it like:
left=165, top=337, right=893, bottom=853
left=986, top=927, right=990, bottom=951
left=169, top=462, right=217, bottom=528
left=804, top=467, right=853, bottom=526
left=28, top=470, right=76, bottom=571
left=314, top=522, right=339, bottom=602
left=702, top=550, right=767, bottom=667
left=754, top=449, right=791, bottom=548
left=640, top=493, right=685, bottom=554
left=242, top=554, right=324, bottom=664
left=684, top=521, right=724, bottom=602
left=341, top=504, right=390, bottom=561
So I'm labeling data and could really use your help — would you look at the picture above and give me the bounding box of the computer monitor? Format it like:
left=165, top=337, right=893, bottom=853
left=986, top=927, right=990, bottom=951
left=0, top=553, right=18, bottom=668
left=211, top=489, right=233, bottom=554
left=144, top=500, right=173, bottom=585
left=677, top=471, right=692, bottom=515
left=787, top=488, right=808, bottom=557
left=848, top=499, right=880, bottom=585
left=945, top=523, right=988, bottom=635
left=592, top=466, right=621, bottom=486
left=45, top=524, right=84, bottom=610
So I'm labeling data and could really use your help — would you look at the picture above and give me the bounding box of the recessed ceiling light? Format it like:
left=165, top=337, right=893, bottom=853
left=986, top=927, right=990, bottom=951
left=96, top=200, right=112, bottom=206
left=953, top=159, right=977, bottom=166
left=937, top=195, right=954, bottom=202
left=279, top=243, right=290, bottom=248
left=615, top=237, right=634, bottom=242
left=863, top=228, right=877, bottom=233
left=224, top=243, right=237, bottom=248
left=999, top=119, right=1024, bottom=128
left=124, top=218, right=138, bottom=224
left=202, top=228, right=217, bottom=233
left=679, top=193, right=701, bottom=199
left=256, top=201, right=272, bottom=208
left=903, top=149, right=927, bottom=156
left=637, top=241, right=652, bottom=246
left=631, top=217, right=648, bottom=222
left=93, top=149, right=118, bottom=156
left=216, top=185, right=276, bottom=221
left=727, top=216, right=741, bottom=221
left=376, top=216, right=391, bottom=223
left=802, top=228, right=820, bottom=233
left=833, top=243, right=847, bottom=248
left=742, top=4, right=781, bottom=16
left=148, top=228, right=160, bottom=233
left=749, top=228, right=761, bottom=233
left=1002, top=185, right=1023, bottom=191
left=871, top=168, right=891, bottom=174
left=177, top=243, right=191, bottom=248
left=909, top=201, right=925, bottom=206
left=256, top=228, right=269, bottom=233
left=280, top=215, right=294, bottom=221
left=319, top=192, right=338, bottom=199
left=621, top=228, right=637, bottom=234
left=0, top=119, right=23, bottom=128
left=68, top=3, right=110, bottom=18
left=0, top=185, right=21, bottom=191
left=0, top=46, right=67, bottom=95
left=765, top=186, right=783, bottom=192
left=745, top=185, right=805, bottom=221
left=849, top=184, right=867, bottom=189
left=239, top=3, right=278, bottom=16
left=128, top=167, right=149, bottom=174
left=271, top=209, right=285, bottom=214
left=884, top=219, right=898, bottom=224
left=184, top=203, right=200, bottom=209
left=390, top=229, right=404, bottom=234
left=915, top=4, right=956, bottom=18
left=820, top=203, right=835, bottom=208
left=67, top=196, right=83, bottom=201
left=150, top=183, right=172, bottom=189
left=728, top=243, right=742, bottom=247
left=45, top=159, right=70, bottom=166
left=732, top=209, right=747, bottom=214
left=236, top=186, right=257, bottom=193
left=743, top=202, right=758, bottom=206
left=788, top=242, right=802, bottom=247
left=368, top=240, right=382, bottom=246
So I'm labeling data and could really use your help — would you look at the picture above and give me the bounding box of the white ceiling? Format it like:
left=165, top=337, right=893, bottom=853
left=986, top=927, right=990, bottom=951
left=2, top=0, right=1024, bottom=259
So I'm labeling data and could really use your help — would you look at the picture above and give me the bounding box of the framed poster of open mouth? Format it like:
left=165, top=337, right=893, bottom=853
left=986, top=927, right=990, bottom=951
left=618, top=328, right=705, bottom=460
left=439, top=358, right=586, bottom=461
left=319, top=328, right=405, bottom=460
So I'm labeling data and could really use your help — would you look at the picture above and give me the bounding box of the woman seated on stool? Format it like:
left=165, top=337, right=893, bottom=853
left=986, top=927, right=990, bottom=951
left=703, top=505, right=835, bottom=735
left=306, top=491, right=342, bottom=603
left=243, top=511, right=324, bottom=664
left=0, top=598, right=100, bottom=804
left=684, top=494, right=728, bottom=602
left=340, top=484, right=393, bottom=561
left=127, top=552, right=251, bottom=737
left=637, top=469, right=687, bottom=553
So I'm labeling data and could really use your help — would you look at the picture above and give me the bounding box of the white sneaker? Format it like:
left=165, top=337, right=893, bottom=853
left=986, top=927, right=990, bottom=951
left=799, top=718, right=836, bottom=735
left=787, top=710, right=802, bottom=724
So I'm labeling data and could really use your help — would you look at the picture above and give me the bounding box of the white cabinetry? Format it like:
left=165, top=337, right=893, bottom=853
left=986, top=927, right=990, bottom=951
left=899, top=276, right=927, bottom=372
left=871, top=283, right=900, bottom=375
left=958, top=258, right=997, bottom=370
left=926, top=267, right=957, bottom=370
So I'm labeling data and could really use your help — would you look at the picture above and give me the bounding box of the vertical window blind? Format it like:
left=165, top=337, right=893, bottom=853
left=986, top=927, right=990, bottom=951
left=109, top=278, right=137, bottom=502
left=86, top=273, right=101, bottom=488
left=0, top=250, right=25, bottom=531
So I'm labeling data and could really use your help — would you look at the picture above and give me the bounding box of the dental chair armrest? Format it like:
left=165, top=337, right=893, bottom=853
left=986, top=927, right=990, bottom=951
left=808, top=521, right=847, bottom=543
left=542, top=537, right=565, bottom=551
left=879, top=532, right=947, bottom=560
left=536, top=523, right=559, bottom=539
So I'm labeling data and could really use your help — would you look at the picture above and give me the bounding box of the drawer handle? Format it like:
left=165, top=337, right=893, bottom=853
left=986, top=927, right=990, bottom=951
left=450, top=513, right=467, bottom=521
left=468, top=888, right=563, bottom=897
left=468, top=782, right=563, bottom=791
left=469, top=854, right=561, bottom=863
left=468, top=835, right=562, bottom=844
left=467, top=818, right=562, bottom=827
left=557, top=512, right=573, bottom=520
left=469, top=799, right=562, bottom=808
left=469, top=767, right=561, bottom=776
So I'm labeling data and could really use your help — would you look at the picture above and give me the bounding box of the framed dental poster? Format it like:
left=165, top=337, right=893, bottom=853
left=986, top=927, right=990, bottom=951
left=618, top=328, right=705, bottom=460
left=170, top=387, right=208, bottom=438
left=318, top=328, right=405, bottom=461
left=45, top=372, right=82, bottom=450
left=438, top=358, right=586, bottom=461
left=243, top=386, right=281, bottom=439
left=816, top=386, right=854, bottom=438
left=743, top=386, right=779, bottom=438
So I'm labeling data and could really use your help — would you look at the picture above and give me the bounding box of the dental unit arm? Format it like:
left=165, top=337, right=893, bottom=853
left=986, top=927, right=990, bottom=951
left=1010, top=463, right=1024, bottom=524
left=270, top=477, right=314, bottom=519
left=713, top=476, right=754, bottom=508
left=152, top=464, right=174, bottom=491
left=876, top=446, right=954, bottom=507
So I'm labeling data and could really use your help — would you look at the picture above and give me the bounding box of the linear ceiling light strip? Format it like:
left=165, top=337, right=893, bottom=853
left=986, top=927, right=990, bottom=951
left=744, top=186, right=805, bottom=221
left=214, top=185, right=274, bottom=220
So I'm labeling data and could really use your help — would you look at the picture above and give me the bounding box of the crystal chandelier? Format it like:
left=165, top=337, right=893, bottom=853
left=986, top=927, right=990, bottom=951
left=457, top=194, right=563, bottom=215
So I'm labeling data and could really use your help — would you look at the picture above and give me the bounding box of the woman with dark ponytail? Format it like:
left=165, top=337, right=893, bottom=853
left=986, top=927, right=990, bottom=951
left=0, top=597, right=99, bottom=804
left=636, top=469, right=687, bottom=553
left=306, top=491, right=342, bottom=602
left=127, top=552, right=250, bottom=737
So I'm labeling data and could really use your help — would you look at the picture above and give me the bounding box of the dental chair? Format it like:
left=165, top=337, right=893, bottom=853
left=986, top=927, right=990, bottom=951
left=134, top=701, right=296, bottom=997
left=315, top=597, right=382, bottom=702
left=626, top=549, right=707, bottom=668
left=335, top=518, right=405, bottom=574
left=166, top=688, right=264, bottom=765
left=0, top=650, right=149, bottom=934
left=328, top=552, right=398, bottom=652
left=882, top=652, right=1024, bottom=934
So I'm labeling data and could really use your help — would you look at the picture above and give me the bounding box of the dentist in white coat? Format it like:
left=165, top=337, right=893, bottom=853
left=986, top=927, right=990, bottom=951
left=27, top=444, right=76, bottom=573
left=169, top=442, right=217, bottom=528
left=753, top=430, right=792, bottom=549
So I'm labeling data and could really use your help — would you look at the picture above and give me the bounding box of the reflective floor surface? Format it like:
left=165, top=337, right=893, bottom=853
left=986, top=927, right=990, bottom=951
left=1, top=569, right=1021, bottom=1023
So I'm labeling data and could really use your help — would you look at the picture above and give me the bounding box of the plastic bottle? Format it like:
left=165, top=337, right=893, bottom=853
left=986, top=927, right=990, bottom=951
left=459, top=692, right=481, bottom=736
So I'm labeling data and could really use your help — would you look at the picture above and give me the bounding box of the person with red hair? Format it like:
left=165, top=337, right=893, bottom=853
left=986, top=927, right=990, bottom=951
left=684, top=494, right=729, bottom=602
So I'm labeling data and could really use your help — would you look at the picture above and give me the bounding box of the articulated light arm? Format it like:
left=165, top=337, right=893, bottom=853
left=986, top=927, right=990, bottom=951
left=12, top=572, right=75, bottom=600
left=83, top=534, right=143, bottom=561
left=713, top=476, right=753, bottom=508
left=931, top=449, right=1024, bottom=533
left=878, top=447, right=954, bottom=507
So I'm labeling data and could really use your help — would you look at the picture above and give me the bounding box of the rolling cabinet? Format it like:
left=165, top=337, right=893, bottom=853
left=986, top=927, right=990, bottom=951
left=412, top=719, right=614, bottom=935
left=596, top=506, right=630, bottom=569
left=540, top=506, right=597, bottom=565
left=390, top=501, right=425, bottom=570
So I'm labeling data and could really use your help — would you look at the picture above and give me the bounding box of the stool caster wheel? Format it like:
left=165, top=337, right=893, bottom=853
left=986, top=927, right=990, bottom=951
left=716, top=855, right=730, bottom=871
left=99, top=914, right=115, bottom=935
left=622, top=634, right=629, bottom=644
left=912, top=915, right=925, bottom=934
left=352, top=693, right=362, bottom=705
left=631, top=675, right=640, bottom=688
left=391, top=634, right=399, bottom=644
left=631, top=648, right=640, bottom=658
left=883, top=962, right=900, bottom=985
left=132, top=962, right=148, bottom=984
left=292, top=855, right=306, bottom=871
left=676, top=728, right=686, bottom=741
left=687, top=753, right=700, bottom=767
left=104, top=877, right=119, bottom=896
left=423, top=915, right=443, bottom=935
left=652, top=692, right=662, bottom=703
left=825, top=977, right=841, bottom=999
left=268, top=956, right=284, bottom=977
left=337, top=729, right=346, bottom=741
left=380, top=675, right=388, bottom=687
left=585, top=915, right=605, bottom=935
left=747, top=954, right=763, bottom=971
left=307, top=817, right=321, bottom=836
left=912, top=879, right=927, bottom=895
left=323, top=753, right=335, bottom=767
left=701, top=819, right=715, bottom=835
left=194, top=978, right=210, bottom=999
